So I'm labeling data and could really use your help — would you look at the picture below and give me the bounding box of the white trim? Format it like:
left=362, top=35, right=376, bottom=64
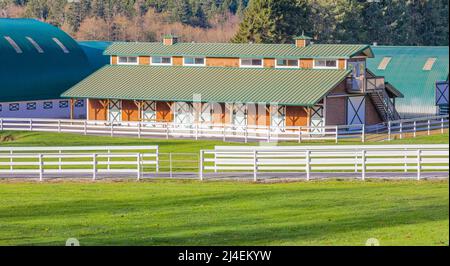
left=275, top=59, right=300, bottom=69
left=151, top=56, right=173, bottom=66
left=239, top=58, right=264, bottom=68
left=117, top=56, right=139, bottom=65
left=313, top=59, right=339, bottom=69
left=183, top=56, right=206, bottom=67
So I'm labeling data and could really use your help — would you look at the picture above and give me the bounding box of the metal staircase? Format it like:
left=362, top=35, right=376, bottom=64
left=365, top=77, right=401, bottom=122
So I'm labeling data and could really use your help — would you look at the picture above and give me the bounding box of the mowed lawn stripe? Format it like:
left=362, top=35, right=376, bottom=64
left=0, top=180, right=448, bottom=246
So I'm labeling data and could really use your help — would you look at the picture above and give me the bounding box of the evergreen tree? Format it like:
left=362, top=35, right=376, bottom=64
left=191, top=4, right=209, bottom=28
left=232, top=0, right=275, bottom=43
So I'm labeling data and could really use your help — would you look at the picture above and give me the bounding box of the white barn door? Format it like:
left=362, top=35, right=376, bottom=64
left=142, top=101, right=156, bottom=122
left=174, top=102, right=194, bottom=127
left=108, top=100, right=122, bottom=123
left=270, top=105, right=286, bottom=132
left=232, top=103, right=247, bottom=130
left=310, top=105, right=324, bottom=133
left=347, top=96, right=366, bottom=125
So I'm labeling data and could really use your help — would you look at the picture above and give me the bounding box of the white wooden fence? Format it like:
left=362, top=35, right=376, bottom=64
left=0, top=146, right=159, bottom=180
left=0, top=115, right=448, bottom=143
left=200, top=145, right=449, bottom=181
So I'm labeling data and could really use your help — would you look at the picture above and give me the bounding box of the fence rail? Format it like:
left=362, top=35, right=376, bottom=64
left=0, top=146, right=159, bottom=180
left=200, top=145, right=449, bottom=181
left=0, top=115, right=448, bottom=143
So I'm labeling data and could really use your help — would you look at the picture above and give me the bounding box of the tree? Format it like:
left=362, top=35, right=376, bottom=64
left=76, top=16, right=109, bottom=40
left=232, top=0, right=275, bottom=43
left=191, top=4, right=209, bottom=28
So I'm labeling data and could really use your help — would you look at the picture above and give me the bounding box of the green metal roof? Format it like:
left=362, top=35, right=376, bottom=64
left=367, top=46, right=449, bottom=118
left=104, top=42, right=373, bottom=59
left=62, top=65, right=350, bottom=106
left=0, top=18, right=91, bottom=102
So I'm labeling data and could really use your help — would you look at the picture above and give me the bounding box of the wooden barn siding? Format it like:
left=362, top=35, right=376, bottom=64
left=173, top=56, right=183, bottom=66
left=156, top=101, right=173, bottom=122
left=111, top=56, right=117, bottom=65
left=121, top=100, right=139, bottom=121
left=139, top=56, right=150, bottom=65
left=365, top=97, right=383, bottom=125
left=206, top=57, right=240, bottom=67
left=88, top=99, right=107, bottom=121
left=286, top=106, right=308, bottom=127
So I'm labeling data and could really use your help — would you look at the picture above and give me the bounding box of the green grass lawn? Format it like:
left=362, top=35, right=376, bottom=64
left=0, top=179, right=448, bottom=246
left=1, top=131, right=448, bottom=153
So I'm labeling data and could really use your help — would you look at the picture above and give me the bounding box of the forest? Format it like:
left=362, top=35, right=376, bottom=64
left=0, top=0, right=448, bottom=45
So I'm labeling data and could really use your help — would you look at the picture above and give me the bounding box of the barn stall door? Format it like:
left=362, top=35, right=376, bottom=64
left=108, top=100, right=122, bottom=123
left=142, top=101, right=156, bottom=122
left=270, top=105, right=286, bottom=131
left=436, top=82, right=449, bottom=106
left=347, top=96, right=366, bottom=125
left=232, top=103, right=248, bottom=130
left=309, top=105, right=324, bottom=133
left=199, top=103, right=213, bottom=126
left=174, top=102, right=194, bottom=127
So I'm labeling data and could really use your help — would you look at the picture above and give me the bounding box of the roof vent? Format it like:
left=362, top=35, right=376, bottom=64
left=377, top=56, right=392, bottom=70
left=4, top=36, right=22, bottom=53
left=294, top=31, right=313, bottom=48
left=423, top=58, right=437, bottom=71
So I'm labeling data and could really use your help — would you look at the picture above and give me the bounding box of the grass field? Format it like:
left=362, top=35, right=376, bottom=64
left=1, top=131, right=448, bottom=153
left=0, top=131, right=448, bottom=246
left=0, top=179, right=448, bottom=246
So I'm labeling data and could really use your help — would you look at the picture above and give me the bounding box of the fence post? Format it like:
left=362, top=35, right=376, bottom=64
left=169, top=153, right=173, bottom=178
left=223, top=125, right=226, bottom=142
left=137, top=122, right=141, bottom=139
left=404, top=148, right=408, bottom=173
left=110, top=123, right=114, bottom=137
left=245, top=126, right=248, bottom=143
left=29, top=119, right=33, bottom=131
left=427, top=120, right=431, bottom=135
left=306, top=150, right=311, bottom=181
left=92, top=154, right=97, bottom=180
left=413, top=121, right=417, bottom=138
left=166, top=123, right=170, bottom=139
left=361, top=124, right=365, bottom=143
left=298, top=126, right=302, bottom=143
left=399, top=122, right=403, bottom=139
left=136, top=153, right=141, bottom=181
left=195, top=123, right=199, bottom=140
left=38, top=154, right=43, bottom=182
left=156, top=148, right=159, bottom=173
left=335, top=126, right=339, bottom=144
left=417, top=149, right=422, bottom=181
left=58, top=120, right=61, bottom=133
left=388, top=121, right=392, bottom=141
left=253, top=150, right=258, bottom=182
left=361, top=150, right=366, bottom=181
left=441, top=117, right=445, bottom=134
left=58, top=150, right=62, bottom=171
left=0, top=119, right=3, bottom=130
left=199, top=150, right=204, bottom=181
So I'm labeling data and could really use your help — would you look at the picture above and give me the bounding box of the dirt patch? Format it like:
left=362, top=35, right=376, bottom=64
left=0, top=134, right=16, bottom=143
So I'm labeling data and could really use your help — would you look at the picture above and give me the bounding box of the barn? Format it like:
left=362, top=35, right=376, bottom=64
left=0, top=18, right=108, bottom=119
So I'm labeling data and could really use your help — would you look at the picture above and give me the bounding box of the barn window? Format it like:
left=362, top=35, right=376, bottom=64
left=183, top=57, right=205, bottom=66
left=59, top=101, right=69, bottom=108
left=377, top=57, right=392, bottom=70
left=4, top=36, right=22, bottom=53
left=313, top=59, right=338, bottom=69
left=151, top=56, right=172, bottom=65
left=118, top=56, right=138, bottom=65
left=43, top=102, right=53, bottom=109
left=9, top=103, right=19, bottom=111
left=52, top=37, right=69, bottom=53
left=27, top=102, right=36, bottom=110
left=423, top=58, right=437, bottom=71
left=240, top=58, right=263, bottom=68
left=26, top=37, right=44, bottom=53
left=276, top=59, right=299, bottom=68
